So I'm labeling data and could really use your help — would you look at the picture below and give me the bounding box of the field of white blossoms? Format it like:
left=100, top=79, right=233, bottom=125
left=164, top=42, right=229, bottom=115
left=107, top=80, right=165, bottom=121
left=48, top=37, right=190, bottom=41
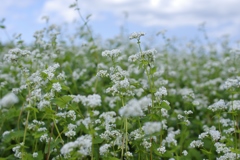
left=1, top=5, right=240, bottom=160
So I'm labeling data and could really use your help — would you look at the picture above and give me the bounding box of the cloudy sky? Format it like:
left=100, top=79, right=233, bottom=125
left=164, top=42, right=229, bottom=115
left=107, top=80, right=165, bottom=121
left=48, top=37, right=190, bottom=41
left=0, top=0, right=240, bottom=44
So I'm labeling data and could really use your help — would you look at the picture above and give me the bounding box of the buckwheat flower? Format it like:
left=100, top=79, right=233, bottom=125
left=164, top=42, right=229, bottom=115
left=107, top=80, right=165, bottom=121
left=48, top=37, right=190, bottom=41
left=129, top=32, right=145, bottom=40
left=141, top=49, right=157, bottom=62
left=130, top=128, right=144, bottom=140
left=68, top=123, right=77, bottom=130
left=177, top=114, right=184, bottom=120
left=119, top=77, right=130, bottom=88
left=52, top=82, right=62, bottom=92
left=155, top=87, right=167, bottom=99
left=128, top=54, right=139, bottom=62
left=37, top=100, right=50, bottom=110
left=162, top=129, right=179, bottom=147
left=184, top=119, right=190, bottom=126
left=223, top=127, right=234, bottom=134
left=214, top=142, right=230, bottom=154
left=209, top=130, right=221, bottom=141
left=32, top=152, right=38, bottom=158
left=198, top=132, right=208, bottom=139
left=189, top=140, right=204, bottom=148
left=97, top=70, right=109, bottom=77
left=119, top=99, right=144, bottom=117
left=81, top=94, right=101, bottom=108
left=184, top=110, right=193, bottom=115
left=157, top=146, right=166, bottom=154
left=161, top=108, right=169, bottom=117
left=37, top=127, right=47, bottom=132
left=61, top=135, right=92, bottom=156
left=125, top=151, right=133, bottom=157
left=99, top=111, right=116, bottom=130
left=2, top=130, right=13, bottom=138
left=0, top=92, right=19, bottom=108
left=208, top=99, right=226, bottom=112
left=220, top=118, right=233, bottom=127
left=228, top=100, right=240, bottom=111
left=141, top=139, right=151, bottom=149
left=179, top=88, right=195, bottom=100
left=78, top=117, right=91, bottom=129
left=65, top=130, right=76, bottom=138
left=221, top=78, right=239, bottom=89
left=40, top=133, right=48, bottom=142
left=57, top=72, right=66, bottom=80
left=67, top=110, right=76, bottom=121
left=102, top=49, right=121, bottom=59
left=139, top=96, right=152, bottom=111
left=12, top=145, right=22, bottom=158
left=142, top=122, right=161, bottom=135
left=99, top=144, right=111, bottom=155
left=182, top=150, right=188, bottom=156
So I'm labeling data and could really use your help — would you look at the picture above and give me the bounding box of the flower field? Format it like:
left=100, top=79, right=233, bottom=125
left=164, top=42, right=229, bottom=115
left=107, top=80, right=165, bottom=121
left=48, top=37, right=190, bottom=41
left=1, top=6, right=240, bottom=160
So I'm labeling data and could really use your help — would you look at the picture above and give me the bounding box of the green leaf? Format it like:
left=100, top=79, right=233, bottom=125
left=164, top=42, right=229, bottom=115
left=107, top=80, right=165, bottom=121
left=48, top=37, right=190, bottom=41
left=52, top=95, right=72, bottom=108
left=200, top=149, right=212, bottom=155
left=93, top=136, right=104, bottom=144
left=25, top=106, right=39, bottom=113
left=231, top=148, right=240, bottom=154
left=44, top=139, right=62, bottom=154
left=0, top=25, right=5, bottom=29
left=160, top=101, right=171, bottom=110
left=61, top=84, right=70, bottom=91
left=150, top=66, right=157, bottom=74
left=2, top=130, right=25, bottom=143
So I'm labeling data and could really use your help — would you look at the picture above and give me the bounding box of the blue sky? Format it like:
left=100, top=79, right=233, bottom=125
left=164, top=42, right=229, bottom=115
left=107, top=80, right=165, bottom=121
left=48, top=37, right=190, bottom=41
left=1, top=0, right=240, bottom=45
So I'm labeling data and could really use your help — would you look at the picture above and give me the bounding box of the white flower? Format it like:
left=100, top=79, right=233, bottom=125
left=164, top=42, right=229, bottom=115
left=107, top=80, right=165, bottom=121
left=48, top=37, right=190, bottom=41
left=209, top=130, right=221, bottom=141
left=99, top=144, right=111, bottom=155
left=129, top=32, right=145, bottom=40
left=102, top=49, right=121, bottom=59
left=0, top=92, right=19, bottom=108
left=32, top=152, right=38, bottom=158
left=61, top=135, right=92, bottom=156
left=182, top=150, right=188, bottom=156
left=208, top=99, right=227, bottom=112
left=157, top=146, right=166, bottom=154
left=142, top=122, right=161, bottom=135
left=52, top=82, right=62, bottom=92
left=119, top=99, right=144, bottom=117
left=228, top=100, right=240, bottom=111
left=141, top=139, right=151, bottom=149
left=155, top=87, right=167, bottom=98
left=189, top=140, right=204, bottom=148
left=81, top=94, right=101, bottom=108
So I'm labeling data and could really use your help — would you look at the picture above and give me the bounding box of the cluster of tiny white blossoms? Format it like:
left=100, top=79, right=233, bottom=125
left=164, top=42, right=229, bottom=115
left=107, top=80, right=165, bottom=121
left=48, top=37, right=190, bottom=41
left=228, top=100, right=240, bottom=111
left=208, top=99, right=227, bottom=112
left=129, top=32, right=145, bottom=41
left=128, top=49, right=157, bottom=63
left=119, top=99, right=144, bottom=117
left=102, top=49, right=121, bottom=59
left=142, top=122, right=161, bottom=135
left=65, top=123, right=77, bottom=138
left=71, top=94, right=101, bottom=108
left=42, top=63, right=60, bottom=80
left=3, top=48, right=31, bottom=63
left=0, top=92, right=19, bottom=109
left=60, top=135, right=92, bottom=158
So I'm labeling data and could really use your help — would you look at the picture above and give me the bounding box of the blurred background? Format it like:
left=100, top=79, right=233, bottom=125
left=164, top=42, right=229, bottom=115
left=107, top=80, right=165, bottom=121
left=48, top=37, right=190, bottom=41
left=0, top=0, right=240, bottom=46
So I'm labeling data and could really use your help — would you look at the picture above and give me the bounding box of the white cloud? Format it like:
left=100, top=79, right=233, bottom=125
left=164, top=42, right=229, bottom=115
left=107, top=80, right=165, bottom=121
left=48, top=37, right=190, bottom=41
left=39, top=0, right=240, bottom=29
